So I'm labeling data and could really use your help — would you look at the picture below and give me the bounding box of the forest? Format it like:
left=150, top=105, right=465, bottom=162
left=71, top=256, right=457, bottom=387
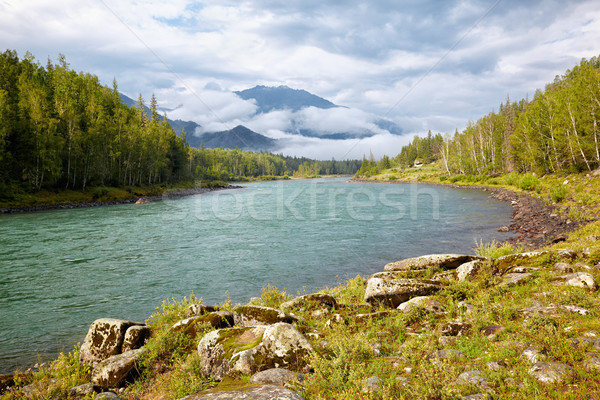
left=357, top=56, right=600, bottom=177
left=0, top=50, right=360, bottom=200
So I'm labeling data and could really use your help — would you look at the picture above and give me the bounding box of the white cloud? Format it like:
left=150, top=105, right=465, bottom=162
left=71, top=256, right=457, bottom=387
left=1, top=0, right=600, bottom=158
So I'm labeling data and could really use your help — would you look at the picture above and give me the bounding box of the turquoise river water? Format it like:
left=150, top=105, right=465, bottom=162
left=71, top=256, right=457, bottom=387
left=0, top=178, right=514, bottom=373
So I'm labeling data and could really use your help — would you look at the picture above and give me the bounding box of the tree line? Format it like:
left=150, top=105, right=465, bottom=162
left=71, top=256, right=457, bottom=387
left=356, top=56, right=600, bottom=177
left=0, top=50, right=360, bottom=197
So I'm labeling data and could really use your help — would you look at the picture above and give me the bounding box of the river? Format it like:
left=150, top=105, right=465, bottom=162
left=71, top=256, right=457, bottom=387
left=0, top=178, right=514, bottom=373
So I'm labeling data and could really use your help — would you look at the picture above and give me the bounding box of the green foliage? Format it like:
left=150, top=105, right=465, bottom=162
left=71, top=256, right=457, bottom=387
left=474, top=239, right=524, bottom=258
left=517, top=173, right=539, bottom=191
left=391, top=55, right=600, bottom=176
left=550, top=184, right=569, bottom=202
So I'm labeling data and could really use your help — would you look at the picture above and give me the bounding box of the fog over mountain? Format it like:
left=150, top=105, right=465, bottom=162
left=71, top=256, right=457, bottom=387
left=158, top=84, right=408, bottom=158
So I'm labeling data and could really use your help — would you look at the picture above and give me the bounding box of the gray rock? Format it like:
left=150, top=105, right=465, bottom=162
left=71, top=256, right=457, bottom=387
left=458, top=301, right=475, bottom=314
left=79, top=318, right=141, bottom=364
left=122, top=325, right=151, bottom=352
left=249, top=368, right=304, bottom=386
left=457, top=260, right=487, bottom=281
left=96, top=392, right=120, bottom=400
left=197, top=323, right=313, bottom=380
left=561, top=305, right=590, bottom=315
left=426, top=349, right=466, bottom=362
left=364, top=277, right=444, bottom=308
left=172, top=312, right=234, bottom=335
left=575, top=262, right=594, bottom=270
left=187, top=303, right=218, bottom=317
left=480, top=325, right=505, bottom=339
left=70, top=383, right=99, bottom=396
left=500, top=272, right=532, bottom=286
left=91, top=348, right=147, bottom=388
left=486, top=361, right=502, bottom=371
left=438, top=336, right=458, bottom=346
left=441, top=321, right=471, bottom=336
left=568, top=336, right=600, bottom=351
left=521, top=346, right=547, bottom=364
left=519, top=305, right=558, bottom=317
left=397, top=296, right=446, bottom=315
left=462, top=394, right=492, bottom=400
left=385, top=254, right=485, bottom=272
left=310, top=309, right=331, bottom=319
left=496, top=249, right=576, bottom=269
left=555, top=262, right=574, bottom=273
left=178, top=385, right=304, bottom=399
left=22, top=379, right=58, bottom=399
left=528, top=362, right=574, bottom=384
left=555, top=272, right=598, bottom=290
left=584, top=352, right=600, bottom=371
left=233, top=305, right=297, bottom=327
left=362, top=376, right=382, bottom=392
left=280, top=293, right=336, bottom=311
left=456, top=370, right=490, bottom=388
left=510, top=266, right=540, bottom=273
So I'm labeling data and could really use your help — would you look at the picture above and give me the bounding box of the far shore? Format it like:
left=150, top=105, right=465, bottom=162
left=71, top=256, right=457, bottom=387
left=0, top=185, right=241, bottom=215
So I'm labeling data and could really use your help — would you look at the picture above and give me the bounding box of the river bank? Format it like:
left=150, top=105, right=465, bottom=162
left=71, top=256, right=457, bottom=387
left=0, top=185, right=241, bottom=214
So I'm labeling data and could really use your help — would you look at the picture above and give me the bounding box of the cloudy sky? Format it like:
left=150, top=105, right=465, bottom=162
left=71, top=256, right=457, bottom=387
left=1, top=0, right=599, bottom=159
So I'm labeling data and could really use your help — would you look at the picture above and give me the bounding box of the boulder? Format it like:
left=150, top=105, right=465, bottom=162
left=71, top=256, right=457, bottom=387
left=456, top=259, right=487, bottom=281
left=397, top=296, right=445, bottom=315
left=79, top=318, right=141, bottom=364
left=178, top=384, right=304, bottom=399
left=122, top=325, right=151, bottom=352
left=385, top=254, right=485, bottom=272
left=172, top=312, right=234, bottom=335
left=96, top=392, right=121, bottom=400
left=441, top=321, right=471, bottom=336
left=364, top=278, right=444, bottom=308
left=233, top=306, right=297, bottom=327
left=500, top=273, right=532, bottom=287
left=197, top=323, right=313, bottom=380
left=455, top=370, right=490, bottom=388
left=554, top=272, right=597, bottom=290
left=584, top=352, right=600, bottom=371
left=362, top=376, right=382, bottom=393
left=21, top=379, right=58, bottom=399
left=70, top=383, right=99, bottom=396
left=280, top=293, right=336, bottom=311
left=496, top=249, right=576, bottom=269
left=187, top=303, right=219, bottom=317
left=91, top=348, right=147, bottom=388
left=554, top=262, right=574, bottom=273
left=249, top=368, right=304, bottom=386
left=528, top=362, right=574, bottom=384
left=426, top=349, right=466, bottom=362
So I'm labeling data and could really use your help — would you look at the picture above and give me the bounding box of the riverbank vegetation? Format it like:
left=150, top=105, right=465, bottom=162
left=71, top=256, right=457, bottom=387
left=0, top=50, right=360, bottom=209
left=357, top=55, right=600, bottom=179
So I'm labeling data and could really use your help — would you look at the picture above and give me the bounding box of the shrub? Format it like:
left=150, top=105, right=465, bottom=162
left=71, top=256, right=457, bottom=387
left=550, top=185, right=569, bottom=203
left=474, top=239, right=524, bottom=258
left=517, top=173, right=539, bottom=191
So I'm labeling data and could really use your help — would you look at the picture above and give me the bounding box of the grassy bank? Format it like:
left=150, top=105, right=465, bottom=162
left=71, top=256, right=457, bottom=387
left=0, top=181, right=231, bottom=212
left=362, top=163, right=600, bottom=225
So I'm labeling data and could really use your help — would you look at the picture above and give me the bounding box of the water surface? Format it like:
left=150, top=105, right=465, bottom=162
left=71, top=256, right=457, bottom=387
left=0, top=178, right=513, bottom=373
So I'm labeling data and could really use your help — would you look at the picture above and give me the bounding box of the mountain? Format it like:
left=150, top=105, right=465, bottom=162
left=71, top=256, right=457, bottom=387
left=233, top=85, right=403, bottom=139
left=196, top=125, right=278, bottom=152
left=119, top=93, right=201, bottom=138
left=234, top=85, right=338, bottom=113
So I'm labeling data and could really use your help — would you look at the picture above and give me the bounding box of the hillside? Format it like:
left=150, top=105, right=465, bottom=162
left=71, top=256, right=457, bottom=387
left=194, top=125, right=278, bottom=152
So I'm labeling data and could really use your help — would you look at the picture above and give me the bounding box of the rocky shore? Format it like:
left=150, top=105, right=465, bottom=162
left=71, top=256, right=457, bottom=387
left=4, top=244, right=599, bottom=399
